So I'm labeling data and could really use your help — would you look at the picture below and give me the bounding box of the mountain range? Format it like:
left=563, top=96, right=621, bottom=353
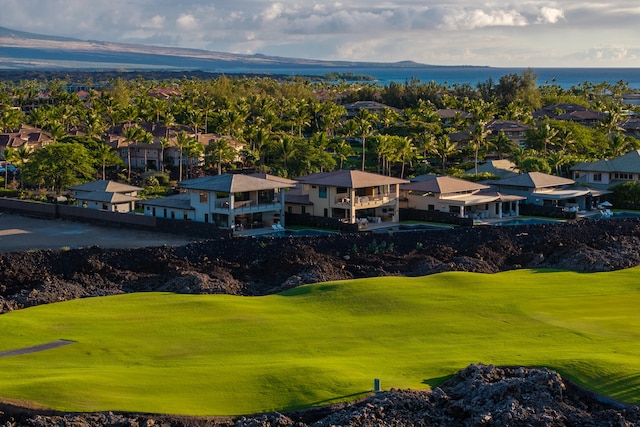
left=0, top=26, right=429, bottom=72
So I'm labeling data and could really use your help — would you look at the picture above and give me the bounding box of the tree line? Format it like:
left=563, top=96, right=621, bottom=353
left=0, top=70, right=638, bottom=195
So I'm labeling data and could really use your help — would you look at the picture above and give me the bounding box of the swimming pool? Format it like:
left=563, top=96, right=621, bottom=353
left=494, top=218, right=563, bottom=226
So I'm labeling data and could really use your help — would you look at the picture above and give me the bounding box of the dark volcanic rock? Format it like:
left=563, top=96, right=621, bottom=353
left=2, top=218, right=640, bottom=425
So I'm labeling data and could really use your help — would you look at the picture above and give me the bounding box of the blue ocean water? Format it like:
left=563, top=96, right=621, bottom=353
left=218, top=65, right=640, bottom=90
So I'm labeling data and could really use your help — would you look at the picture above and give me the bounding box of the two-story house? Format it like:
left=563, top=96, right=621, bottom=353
left=290, top=170, right=408, bottom=224
left=142, top=174, right=291, bottom=230
left=571, top=149, right=640, bottom=188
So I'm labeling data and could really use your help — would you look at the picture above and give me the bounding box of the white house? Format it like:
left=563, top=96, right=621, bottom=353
left=142, top=174, right=291, bottom=230
left=69, top=180, right=142, bottom=213
left=401, top=175, right=524, bottom=219
left=571, top=149, right=640, bottom=187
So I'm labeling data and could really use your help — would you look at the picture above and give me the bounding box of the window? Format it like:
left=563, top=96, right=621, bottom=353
left=319, top=186, right=327, bottom=198
left=593, top=173, right=602, bottom=182
left=614, top=173, right=632, bottom=180
left=336, top=187, right=348, bottom=194
left=199, top=192, right=208, bottom=203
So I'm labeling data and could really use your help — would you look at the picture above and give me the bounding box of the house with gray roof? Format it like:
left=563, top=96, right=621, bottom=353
left=571, top=149, right=640, bottom=187
left=142, top=174, right=292, bottom=230
left=491, top=172, right=606, bottom=211
left=292, top=170, right=408, bottom=225
left=69, top=180, right=142, bottom=213
left=402, top=175, right=524, bottom=219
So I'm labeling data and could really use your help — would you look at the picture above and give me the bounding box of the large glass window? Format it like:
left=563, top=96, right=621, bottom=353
left=199, top=192, right=208, bottom=203
left=319, top=186, right=327, bottom=198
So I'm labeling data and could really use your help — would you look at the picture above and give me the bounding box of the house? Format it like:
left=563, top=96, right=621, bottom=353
left=491, top=172, right=606, bottom=211
left=139, top=193, right=195, bottom=221
left=291, top=170, right=408, bottom=224
left=533, top=103, right=606, bottom=127
left=571, top=149, right=640, bottom=187
left=69, top=180, right=142, bottom=213
left=342, top=101, right=400, bottom=117
left=486, top=120, right=532, bottom=148
left=0, top=125, right=53, bottom=157
left=142, top=174, right=291, bottom=229
left=401, top=175, right=524, bottom=219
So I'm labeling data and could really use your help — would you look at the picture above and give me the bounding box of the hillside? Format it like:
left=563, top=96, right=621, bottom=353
left=2, top=218, right=640, bottom=425
left=0, top=25, right=429, bottom=71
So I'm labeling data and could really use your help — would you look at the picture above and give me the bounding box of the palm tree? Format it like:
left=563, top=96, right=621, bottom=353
left=96, top=143, right=119, bottom=180
left=351, top=109, right=373, bottom=171
left=139, top=131, right=155, bottom=172
left=122, top=124, right=142, bottom=181
left=159, top=136, right=171, bottom=174
left=331, top=140, right=353, bottom=170
left=4, top=146, right=31, bottom=189
left=206, top=138, right=236, bottom=175
left=432, top=134, right=459, bottom=172
left=175, top=131, right=193, bottom=181
left=468, top=120, right=490, bottom=175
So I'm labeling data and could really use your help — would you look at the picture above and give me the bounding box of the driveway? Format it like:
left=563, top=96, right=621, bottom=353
left=0, top=213, right=196, bottom=253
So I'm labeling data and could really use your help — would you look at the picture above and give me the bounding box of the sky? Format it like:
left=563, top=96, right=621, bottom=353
left=2, top=0, right=639, bottom=68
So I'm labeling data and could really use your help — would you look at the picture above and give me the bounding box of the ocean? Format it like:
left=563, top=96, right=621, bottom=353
left=215, top=65, right=640, bottom=90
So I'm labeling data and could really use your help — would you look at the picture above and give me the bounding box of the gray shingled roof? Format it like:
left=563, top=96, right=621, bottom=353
left=139, top=193, right=194, bottom=209
left=179, top=174, right=292, bottom=193
left=296, top=170, right=408, bottom=188
left=75, top=192, right=140, bottom=204
left=69, top=180, right=143, bottom=193
left=492, top=172, right=574, bottom=188
left=403, top=175, right=489, bottom=193
left=571, top=150, right=640, bottom=173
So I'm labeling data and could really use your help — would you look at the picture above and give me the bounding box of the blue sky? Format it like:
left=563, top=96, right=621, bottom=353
left=2, top=0, right=639, bottom=67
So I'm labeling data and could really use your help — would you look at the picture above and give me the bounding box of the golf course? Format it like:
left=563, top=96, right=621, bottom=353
left=0, top=267, right=639, bottom=416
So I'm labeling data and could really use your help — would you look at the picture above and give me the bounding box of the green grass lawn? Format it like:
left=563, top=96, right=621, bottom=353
left=0, top=267, right=639, bottom=415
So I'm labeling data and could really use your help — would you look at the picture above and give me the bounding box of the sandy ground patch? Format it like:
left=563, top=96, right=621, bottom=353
left=0, top=213, right=196, bottom=252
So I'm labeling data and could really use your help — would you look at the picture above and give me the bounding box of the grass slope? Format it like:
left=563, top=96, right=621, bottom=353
left=0, top=268, right=639, bottom=415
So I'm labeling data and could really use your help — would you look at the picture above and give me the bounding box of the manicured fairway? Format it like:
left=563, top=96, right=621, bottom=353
left=0, top=267, right=639, bottom=415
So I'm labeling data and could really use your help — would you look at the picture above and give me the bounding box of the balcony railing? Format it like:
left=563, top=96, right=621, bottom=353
left=334, top=194, right=395, bottom=206
left=214, top=199, right=281, bottom=212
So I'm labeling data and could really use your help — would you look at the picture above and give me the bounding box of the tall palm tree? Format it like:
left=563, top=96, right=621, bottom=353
left=469, top=120, right=490, bottom=175
left=332, top=140, right=353, bottom=170
left=122, top=124, right=142, bottom=181
left=433, top=134, right=459, bottom=172
left=159, top=136, right=171, bottom=174
left=175, top=131, right=193, bottom=182
left=352, top=109, right=373, bottom=171
left=140, top=130, right=155, bottom=172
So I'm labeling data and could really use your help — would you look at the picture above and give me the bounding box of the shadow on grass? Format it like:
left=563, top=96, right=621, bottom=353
left=282, top=391, right=372, bottom=412
left=422, top=374, right=453, bottom=387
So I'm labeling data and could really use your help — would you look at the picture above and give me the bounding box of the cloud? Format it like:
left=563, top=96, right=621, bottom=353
left=176, top=14, right=198, bottom=31
left=141, top=15, right=166, bottom=29
left=537, top=7, right=564, bottom=24
left=439, top=7, right=528, bottom=30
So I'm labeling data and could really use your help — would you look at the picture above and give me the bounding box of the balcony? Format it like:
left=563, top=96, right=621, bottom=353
left=214, top=199, right=281, bottom=212
left=334, top=194, right=396, bottom=207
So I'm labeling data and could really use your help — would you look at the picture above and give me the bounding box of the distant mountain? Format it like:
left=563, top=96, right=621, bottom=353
left=0, top=25, right=431, bottom=72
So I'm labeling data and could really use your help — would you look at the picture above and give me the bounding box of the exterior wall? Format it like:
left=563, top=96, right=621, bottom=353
left=305, top=183, right=401, bottom=223
left=77, top=199, right=135, bottom=213
left=573, top=171, right=612, bottom=185
left=404, top=195, right=511, bottom=219
left=143, top=205, right=195, bottom=221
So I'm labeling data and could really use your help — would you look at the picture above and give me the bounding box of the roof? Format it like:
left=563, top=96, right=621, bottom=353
left=492, top=172, right=574, bottom=189
left=248, top=173, right=298, bottom=185
left=179, top=174, right=292, bottom=193
left=571, top=150, right=640, bottom=174
left=403, top=175, right=489, bottom=193
left=69, top=180, right=143, bottom=193
left=297, top=170, right=409, bottom=188
left=75, top=192, right=140, bottom=204
left=139, top=193, right=194, bottom=209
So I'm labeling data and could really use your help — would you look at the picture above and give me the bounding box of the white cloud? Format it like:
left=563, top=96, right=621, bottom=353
left=440, top=8, right=528, bottom=30
left=537, top=7, right=564, bottom=24
left=141, top=15, right=166, bottom=29
left=176, top=14, right=198, bottom=31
